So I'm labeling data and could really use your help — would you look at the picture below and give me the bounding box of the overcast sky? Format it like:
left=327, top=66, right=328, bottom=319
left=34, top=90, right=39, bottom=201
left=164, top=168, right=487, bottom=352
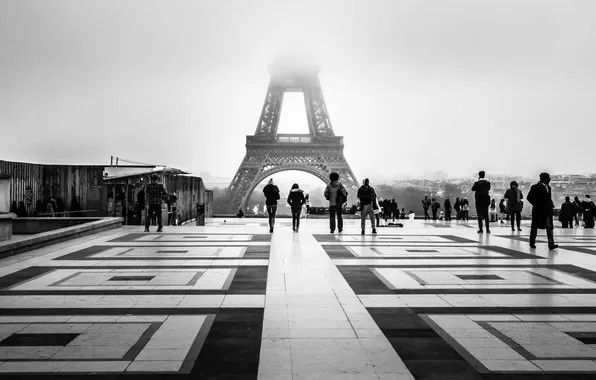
left=1, top=0, right=595, bottom=183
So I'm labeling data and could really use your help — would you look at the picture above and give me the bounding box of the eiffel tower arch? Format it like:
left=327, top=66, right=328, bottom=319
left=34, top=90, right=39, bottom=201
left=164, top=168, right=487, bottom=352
left=226, top=62, right=359, bottom=213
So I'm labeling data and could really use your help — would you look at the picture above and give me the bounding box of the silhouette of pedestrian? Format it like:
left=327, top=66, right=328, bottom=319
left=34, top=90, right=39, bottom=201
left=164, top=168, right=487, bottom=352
left=527, top=172, right=557, bottom=249
left=263, top=178, right=280, bottom=233
left=472, top=171, right=491, bottom=233
left=357, top=178, right=377, bottom=235
left=422, top=195, right=431, bottom=221
left=582, top=195, right=596, bottom=229
left=431, top=198, right=440, bottom=220
left=324, top=172, right=347, bottom=233
left=504, top=181, right=523, bottom=231
left=559, top=196, right=574, bottom=228
left=444, top=198, right=452, bottom=221
left=287, top=183, right=306, bottom=232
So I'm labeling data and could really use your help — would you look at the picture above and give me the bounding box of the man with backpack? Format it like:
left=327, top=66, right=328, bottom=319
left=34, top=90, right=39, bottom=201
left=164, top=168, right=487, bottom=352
left=324, top=172, right=347, bottom=233
left=144, top=173, right=168, bottom=232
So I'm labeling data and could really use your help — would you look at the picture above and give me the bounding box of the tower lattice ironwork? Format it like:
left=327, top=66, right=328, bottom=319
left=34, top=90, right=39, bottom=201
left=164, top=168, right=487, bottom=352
left=226, top=62, right=359, bottom=213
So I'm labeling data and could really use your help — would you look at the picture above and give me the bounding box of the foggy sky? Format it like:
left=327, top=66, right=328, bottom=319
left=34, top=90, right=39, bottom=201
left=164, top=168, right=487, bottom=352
left=1, top=0, right=595, bottom=182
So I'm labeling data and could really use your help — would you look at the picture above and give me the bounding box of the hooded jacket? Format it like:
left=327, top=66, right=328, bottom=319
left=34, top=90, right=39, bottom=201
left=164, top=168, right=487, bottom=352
left=287, top=188, right=306, bottom=210
left=324, top=181, right=347, bottom=206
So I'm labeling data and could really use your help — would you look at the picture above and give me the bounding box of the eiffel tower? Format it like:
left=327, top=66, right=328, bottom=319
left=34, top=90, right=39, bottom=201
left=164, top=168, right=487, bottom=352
left=226, top=61, right=359, bottom=213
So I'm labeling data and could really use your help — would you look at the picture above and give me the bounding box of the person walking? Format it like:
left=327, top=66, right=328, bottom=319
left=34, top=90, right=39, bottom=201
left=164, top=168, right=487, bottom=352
left=472, top=171, right=491, bottom=233
left=527, top=172, right=557, bottom=250
left=144, top=173, right=168, bottom=232
left=582, top=195, right=596, bottom=229
left=461, top=197, right=470, bottom=221
left=573, top=196, right=583, bottom=227
left=287, top=183, right=306, bottom=232
left=454, top=197, right=461, bottom=220
left=357, top=178, right=377, bottom=235
left=504, top=181, right=523, bottom=231
left=324, top=172, right=347, bottom=233
left=422, top=195, right=431, bottom=221
left=559, top=196, right=575, bottom=228
left=444, top=198, right=452, bottom=221
left=431, top=198, right=440, bottom=220
left=498, top=199, right=507, bottom=224
left=263, top=178, right=280, bottom=233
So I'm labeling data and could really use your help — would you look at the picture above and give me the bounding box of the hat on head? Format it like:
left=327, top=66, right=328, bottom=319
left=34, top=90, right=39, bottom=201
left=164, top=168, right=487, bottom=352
left=151, top=173, right=159, bottom=180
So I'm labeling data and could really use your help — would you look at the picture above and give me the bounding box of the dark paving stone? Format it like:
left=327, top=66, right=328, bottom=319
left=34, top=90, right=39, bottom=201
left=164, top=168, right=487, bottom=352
left=567, top=332, right=596, bottom=344
left=320, top=245, right=354, bottom=258
left=404, top=359, right=483, bottom=380
left=0, top=267, right=55, bottom=289
left=0, top=333, right=79, bottom=346
left=250, top=234, right=271, bottom=242
left=390, top=337, right=463, bottom=360
left=108, top=275, right=155, bottom=281
left=337, top=267, right=393, bottom=294
left=227, top=266, right=268, bottom=294
left=456, top=274, right=503, bottom=280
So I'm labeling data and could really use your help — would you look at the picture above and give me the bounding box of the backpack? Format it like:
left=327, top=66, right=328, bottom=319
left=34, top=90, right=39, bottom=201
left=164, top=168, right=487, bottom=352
left=336, top=189, right=347, bottom=206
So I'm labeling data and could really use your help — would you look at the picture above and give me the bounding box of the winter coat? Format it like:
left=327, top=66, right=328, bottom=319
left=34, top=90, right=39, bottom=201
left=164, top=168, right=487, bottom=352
left=324, top=181, right=347, bottom=207
left=287, top=188, right=306, bottom=210
left=526, top=182, right=554, bottom=229
left=263, top=184, right=280, bottom=206
left=504, top=187, right=524, bottom=213
left=472, top=179, right=491, bottom=206
left=431, top=201, right=440, bottom=210
left=422, top=198, right=431, bottom=210
left=357, top=185, right=376, bottom=205
left=559, top=201, right=575, bottom=222
left=582, top=200, right=596, bottom=220
left=444, top=199, right=452, bottom=211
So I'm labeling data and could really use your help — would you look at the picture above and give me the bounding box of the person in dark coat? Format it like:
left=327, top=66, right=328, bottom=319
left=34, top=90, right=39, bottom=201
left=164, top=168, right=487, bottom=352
left=461, top=197, right=470, bottom=221
left=558, top=196, right=575, bottom=228
left=504, top=181, right=524, bottom=231
left=573, top=196, right=583, bottom=227
left=444, top=198, right=452, bottom=221
left=9, top=201, right=18, bottom=215
left=287, top=183, right=306, bottom=232
left=431, top=198, right=440, bottom=220
left=390, top=199, right=398, bottom=221
left=421, top=196, right=431, bottom=221
left=582, top=195, right=596, bottom=229
left=17, top=201, right=28, bottom=218
left=357, top=178, right=377, bottom=235
left=454, top=197, right=461, bottom=220
left=263, top=178, right=280, bottom=233
left=498, top=199, right=507, bottom=224
left=471, top=171, right=491, bottom=233
left=527, top=172, right=557, bottom=249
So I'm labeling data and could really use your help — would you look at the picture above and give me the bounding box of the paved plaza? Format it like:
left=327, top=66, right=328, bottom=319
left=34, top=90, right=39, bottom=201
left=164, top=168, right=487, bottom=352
left=1, top=219, right=596, bottom=378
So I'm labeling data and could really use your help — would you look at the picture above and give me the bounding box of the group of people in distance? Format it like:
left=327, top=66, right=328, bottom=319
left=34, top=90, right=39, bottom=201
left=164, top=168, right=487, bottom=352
left=260, top=170, right=596, bottom=249
left=261, top=173, right=384, bottom=235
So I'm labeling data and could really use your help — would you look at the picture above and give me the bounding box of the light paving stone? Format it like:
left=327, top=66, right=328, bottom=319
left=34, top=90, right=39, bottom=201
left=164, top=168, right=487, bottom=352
left=0, top=346, right=62, bottom=360
left=126, top=360, right=183, bottom=372
left=0, top=360, right=66, bottom=373
left=532, top=360, right=596, bottom=371
left=134, top=348, right=190, bottom=361
left=222, top=294, right=265, bottom=308
left=52, top=345, right=130, bottom=359
left=59, top=361, right=131, bottom=373
left=480, top=360, right=540, bottom=371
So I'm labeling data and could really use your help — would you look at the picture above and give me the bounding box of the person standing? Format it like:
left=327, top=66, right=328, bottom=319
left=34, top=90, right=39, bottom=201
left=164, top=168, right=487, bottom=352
left=357, top=178, right=377, bottom=235
left=498, top=199, right=507, bottom=224
left=573, top=196, right=583, bottom=227
left=461, top=197, right=470, bottom=221
left=582, top=195, right=596, bottom=229
left=454, top=197, right=461, bottom=220
left=144, top=173, right=168, bottom=232
left=324, top=172, right=347, bottom=233
left=431, top=198, right=440, bottom=220
left=304, top=193, right=310, bottom=218
left=287, top=183, right=306, bottom=232
left=390, top=199, right=399, bottom=221
left=422, top=195, right=431, bottom=221
left=559, top=196, right=575, bottom=228
left=489, top=199, right=497, bottom=222
left=527, top=172, right=557, bottom=249
left=263, top=178, right=280, bottom=233
left=504, top=181, right=524, bottom=231
left=444, top=198, right=452, bottom=221
left=472, top=171, right=491, bottom=233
